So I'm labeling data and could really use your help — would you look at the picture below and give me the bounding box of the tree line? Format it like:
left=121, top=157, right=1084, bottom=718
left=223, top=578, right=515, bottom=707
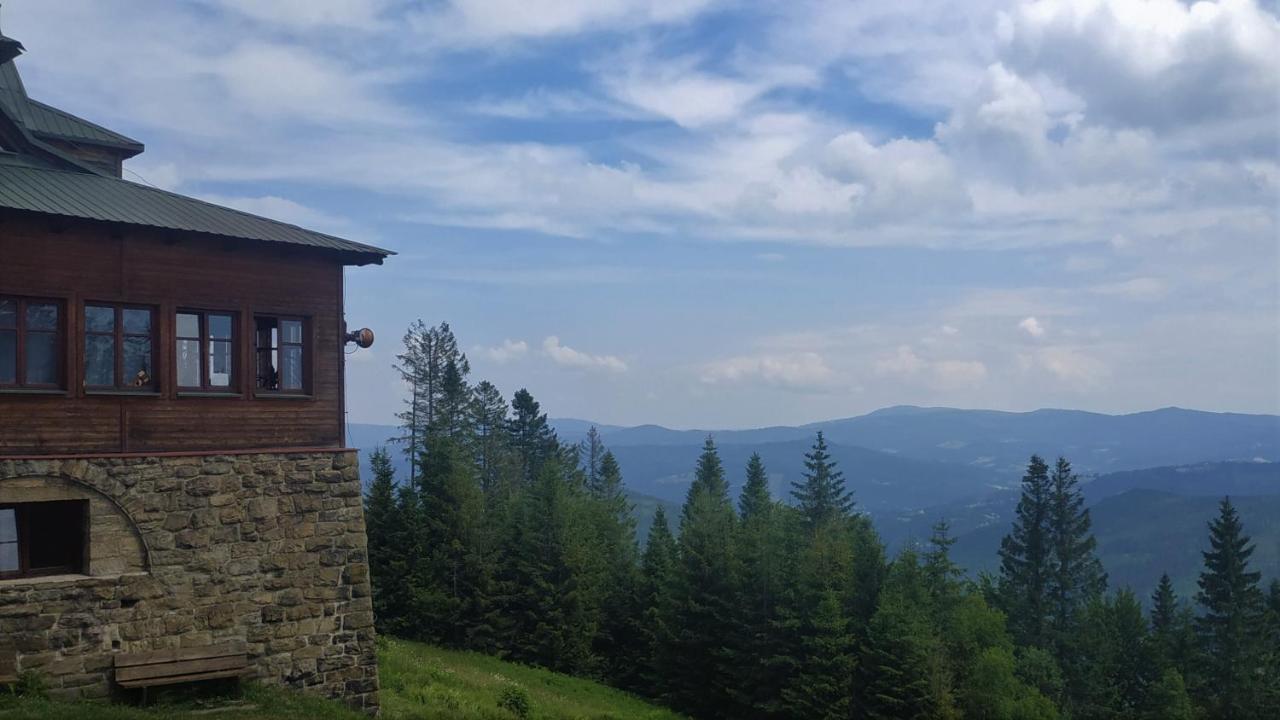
left=364, top=321, right=1280, bottom=719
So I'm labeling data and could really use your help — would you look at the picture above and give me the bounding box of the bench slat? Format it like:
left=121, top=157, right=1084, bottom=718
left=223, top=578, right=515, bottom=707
left=116, top=667, right=246, bottom=689
left=114, top=641, right=248, bottom=669
left=116, top=654, right=247, bottom=684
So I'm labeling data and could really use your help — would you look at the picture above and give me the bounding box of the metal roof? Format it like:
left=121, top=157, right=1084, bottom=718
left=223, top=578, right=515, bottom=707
left=0, top=59, right=142, bottom=154
left=0, top=154, right=391, bottom=263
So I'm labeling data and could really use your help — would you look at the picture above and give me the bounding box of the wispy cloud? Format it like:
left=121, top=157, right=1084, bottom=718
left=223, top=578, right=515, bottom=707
left=543, top=336, right=628, bottom=373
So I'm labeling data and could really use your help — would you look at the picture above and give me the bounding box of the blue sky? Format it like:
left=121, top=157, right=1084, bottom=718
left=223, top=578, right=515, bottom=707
left=6, top=0, right=1278, bottom=427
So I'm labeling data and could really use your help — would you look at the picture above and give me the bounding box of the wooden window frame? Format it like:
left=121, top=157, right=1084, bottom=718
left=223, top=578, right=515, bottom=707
left=83, top=303, right=157, bottom=392
left=0, top=500, right=89, bottom=581
left=253, top=314, right=310, bottom=396
left=176, top=309, right=238, bottom=393
left=0, top=296, right=64, bottom=390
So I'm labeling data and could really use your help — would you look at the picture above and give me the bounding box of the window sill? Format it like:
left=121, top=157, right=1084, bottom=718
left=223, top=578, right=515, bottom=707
left=0, top=388, right=68, bottom=396
left=0, top=571, right=147, bottom=588
left=177, top=391, right=243, bottom=399
left=84, top=390, right=162, bottom=397
left=254, top=392, right=314, bottom=400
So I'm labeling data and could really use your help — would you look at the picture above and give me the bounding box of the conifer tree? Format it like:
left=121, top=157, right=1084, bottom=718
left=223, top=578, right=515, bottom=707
left=591, top=451, right=645, bottom=688
left=859, top=552, right=945, bottom=720
left=1047, top=457, right=1105, bottom=635
left=581, top=426, right=607, bottom=495
left=395, top=321, right=469, bottom=481
left=998, top=455, right=1053, bottom=648
left=1196, top=496, right=1265, bottom=719
left=924, top=519, right=963, bottom=612
left=739, top=452, right=771, bottom=521
left=364, top=447, right=404, bottom=633
left=791, top=431, right=854, bottom=527
left=667, top=437, right=740, bottom=718
left=731, top=454, right=786, bottom=718
left=1141, top=669, right=1195, bottom=720
left=638, top=506, right=679, bottom=697
left=782, top=589, right=856, bottom=720
left=468, top=380, right=511, bottom=496
left=506, top=389, right=559, bottom=486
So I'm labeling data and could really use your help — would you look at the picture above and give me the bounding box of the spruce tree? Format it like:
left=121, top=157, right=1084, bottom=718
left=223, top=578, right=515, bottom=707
left=781, top=589, right=856, bottom=720
left=395, top=321, right=469, bottom=481
left=638, top=505, right=679, bottom=697
left=998, top=455, right=1053, bottom=648
left=731, top=453, right=786, bottom=718
left=859, top=552, right=944, bottom=720
left=592, top=451, right=645, bottom=688
left=924, top=519, right=963, bottom=612
left=506, top=389, right=559, bottom=486
left=468, top=380, right=511, bottom=496
left=1196, top=496, right=1265, bottom=719
left=1047, top=457, right=1106, bottom=636
left=739, top=452, right=771, bottom=521
left=791, top=431, right=854, bottom=527
left=581, top=426, right=607, bottom=495
left=363, top=447, right=404, bottom=633
left=667, top=437, right=740, bottom=718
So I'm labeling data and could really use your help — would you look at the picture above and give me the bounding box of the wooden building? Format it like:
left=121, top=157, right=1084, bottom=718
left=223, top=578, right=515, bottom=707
left=0, top=25, right=389, bottom=713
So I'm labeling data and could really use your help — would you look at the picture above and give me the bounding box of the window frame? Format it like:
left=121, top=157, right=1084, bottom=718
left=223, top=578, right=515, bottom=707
left=175, top=309, right=238, bottom=393
left=0, top=500, right=89, bottom=581
left=254, top=314, right=310, bottom=396
left=0, top=296, right=64, bottom=391
left=83, top=302, right=158, bottom=392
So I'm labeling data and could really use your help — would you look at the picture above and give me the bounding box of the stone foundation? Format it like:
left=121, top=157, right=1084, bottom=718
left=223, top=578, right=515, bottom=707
left=0, top=450, right=379, bottom=714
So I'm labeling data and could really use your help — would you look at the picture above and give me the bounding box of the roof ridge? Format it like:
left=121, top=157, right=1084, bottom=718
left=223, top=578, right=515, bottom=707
left=10, top=159, right=392, bottom=256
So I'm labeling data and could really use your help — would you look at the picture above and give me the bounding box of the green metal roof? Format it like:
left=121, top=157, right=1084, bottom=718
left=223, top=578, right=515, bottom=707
left=0, top=58, right=142, bottom=154
left=0, top=154, right=391, bottom=263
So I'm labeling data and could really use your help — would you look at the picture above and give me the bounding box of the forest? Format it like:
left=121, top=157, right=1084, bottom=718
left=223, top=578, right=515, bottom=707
left=364, top=322, right=1280, bottom=719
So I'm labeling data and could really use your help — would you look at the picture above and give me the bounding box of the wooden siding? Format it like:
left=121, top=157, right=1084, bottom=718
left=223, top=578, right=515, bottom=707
left=0, top=213, right=348, bottom=455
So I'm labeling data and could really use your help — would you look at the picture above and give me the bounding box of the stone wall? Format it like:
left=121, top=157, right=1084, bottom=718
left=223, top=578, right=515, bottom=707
left=0, top=450, right=379, bottom=714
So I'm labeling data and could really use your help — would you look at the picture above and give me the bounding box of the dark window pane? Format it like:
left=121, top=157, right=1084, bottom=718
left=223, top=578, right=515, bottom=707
left=178, top=338, right=201, bottom=387
left=0, top=300, right=16, bottom=329
left=85, top=305, right=114, bottom=333
left=209, top=314, right=233, bottom=340
left=25, top=303, right=57, bottom=332
left=0, top=330, right=14, bottom=384
left=176, top=313, right=199, bottom=338
left=123, top=336, right=152, bottom=387
left=25, top=502, right=85, bottom=572
left=85, top=335, right=115, bottom=386
left=210, top=340, right=232, bottom=387
left=281, top=346, right=303, bottom=390
left=24, top=332, right=57, bottom=385
left=281, top=320, right=302, bottom=345
left=123, top=308, right=151, bottom=335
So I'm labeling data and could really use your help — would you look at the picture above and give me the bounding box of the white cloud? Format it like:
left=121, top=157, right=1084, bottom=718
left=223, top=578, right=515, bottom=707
left=412, top=0, right=718, bottom=45
left=542, top=336, right=628, bottom=372
left=1019, top=316, right=1047, bottom=338
left=1037, top=346, right=1110, bottom=388
left=875, top=345, right=928, bottom=376
left=701, top=352, right=837, bottom=391
left=477, top=339, right=529, bottom=364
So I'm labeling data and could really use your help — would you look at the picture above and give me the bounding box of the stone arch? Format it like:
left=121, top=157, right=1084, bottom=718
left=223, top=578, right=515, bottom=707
left=0, top=474, right=150, bottom=575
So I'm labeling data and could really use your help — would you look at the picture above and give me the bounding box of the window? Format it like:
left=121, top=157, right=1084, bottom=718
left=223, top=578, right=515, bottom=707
left=0, top=501, right=88, bottom=580
left=177, top=311, right=236, bottom=391
left=84, top=304, right=155, bottom=391
left=255, top=316, right=306, bottom=393
left=0, top=297, right=62, bottom=389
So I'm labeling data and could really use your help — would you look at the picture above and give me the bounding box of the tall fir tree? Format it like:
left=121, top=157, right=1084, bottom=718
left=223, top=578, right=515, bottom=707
left=998, top=455, right=1054, bottom=648
left=1195, top=496, right=1265, bottom=719
left=363, top=447, right=405, bottom=633
left=791, top=431, right=854, bottom=527
left=394, top=321, right=469, bottom=482
left=667, top=437, right=740, bottom=718
left=468, top=380, right=511, bottom=496
left=859, top=551, right=947, bottom=720
left=581, top=426, right=607, bottom=495
left=591, top=451, right=645, bottom=688
left=1047, top=457, right=1106, bottom=635
left=638, top=505, right=679, bottom=698
left=506, top=389, right=559, bottom=487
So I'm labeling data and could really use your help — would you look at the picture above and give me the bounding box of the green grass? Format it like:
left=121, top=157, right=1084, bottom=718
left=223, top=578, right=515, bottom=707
left=0, top=638, right=685, bottom=720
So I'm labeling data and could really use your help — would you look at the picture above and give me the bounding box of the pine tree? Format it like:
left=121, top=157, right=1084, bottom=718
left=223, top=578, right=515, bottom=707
left=364, top=447, right=404, bottom=633
left=924, top=519, right=963, bottom=612
left=666, top=437, right=740, bottom=718
left=730, top=454, right=786, bottom=718
left=638, top=505, right=679, bottom=697
left=859, top=552, right=944, bottom=720
left=1047, top=457, right=1106, bottom=637
left=506, top=389, right=559, bottom=487
left=468, top=380, right=511, bottom=496
left=1141, top=669, right=1195, bottom=720
left=394, top=321, right=469, bottom=482
left=791, top=431, right=854, bottom=527
left=739, top=452, right=771, bottom=521
left=1196, top=496, right=1265, bottom=719
left=782, top=589, right=856, bottom=720
left=591, top=451, right=645, bottom=688
left=998, top=455, right=1053, bottom=648
left=1150, top=573, right=1179, bottom=667
left=581, top=426, right=607, bottom=495
left=1260, top=580, right=1280, bottom=715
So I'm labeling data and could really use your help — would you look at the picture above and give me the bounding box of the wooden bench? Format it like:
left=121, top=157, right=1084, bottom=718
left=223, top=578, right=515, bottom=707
left=114, top=641, right=248, bottom=699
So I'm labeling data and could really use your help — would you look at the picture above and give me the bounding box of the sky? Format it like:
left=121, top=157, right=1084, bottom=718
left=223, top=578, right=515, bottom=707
left=4, top=0, right=1278, bottom=428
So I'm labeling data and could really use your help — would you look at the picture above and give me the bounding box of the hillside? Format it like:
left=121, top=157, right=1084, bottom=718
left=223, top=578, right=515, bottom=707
left=0, top=638, right=685, bottom=720
left=948, top=489, right=1280, bottom=601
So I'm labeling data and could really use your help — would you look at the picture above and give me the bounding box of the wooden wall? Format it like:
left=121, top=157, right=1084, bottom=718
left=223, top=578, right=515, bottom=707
left=0, top=213, right=350, bottom=455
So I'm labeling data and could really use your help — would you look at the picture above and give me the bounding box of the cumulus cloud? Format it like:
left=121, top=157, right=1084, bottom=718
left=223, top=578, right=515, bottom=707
left=1019, top=316, right=1047, bottom=338
left=701, top=352, right=837, bottom=391
left=542, top=336, right=628, bottom=372
left=477, top=339, right=529, bottom=364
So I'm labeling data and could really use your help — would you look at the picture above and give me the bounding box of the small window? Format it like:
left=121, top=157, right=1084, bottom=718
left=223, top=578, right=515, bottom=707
left=0, top=297, right=63, bottom=389
left=177, top=311, right=236, bottom=391
left=0, top=501, right=88, bottom=580
left=255, top=316, right=306, bottom=393
left=84, top=304, right=156, bottom=391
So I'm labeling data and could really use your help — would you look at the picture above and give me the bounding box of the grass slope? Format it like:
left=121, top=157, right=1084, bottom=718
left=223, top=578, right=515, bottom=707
left=0, top=638, right=683, bottom=720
